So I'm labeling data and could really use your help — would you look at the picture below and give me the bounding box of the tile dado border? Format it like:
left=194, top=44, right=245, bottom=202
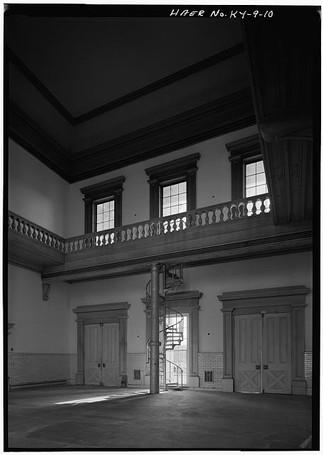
left=8, top=352, right=71, bottom=387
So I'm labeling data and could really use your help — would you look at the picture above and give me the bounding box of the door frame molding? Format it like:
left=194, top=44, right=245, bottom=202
left=73, top=302, right=130, bottom=385
left=142, top=290, right=202, bottom=387
left=218, top=286, right=310, bottom=395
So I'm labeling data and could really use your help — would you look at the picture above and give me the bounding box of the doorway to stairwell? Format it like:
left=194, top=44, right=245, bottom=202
left=166, top=313, right=188, bottom=386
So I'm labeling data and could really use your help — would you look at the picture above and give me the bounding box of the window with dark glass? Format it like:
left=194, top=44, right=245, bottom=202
left=80, top=176, right=125, bottom=234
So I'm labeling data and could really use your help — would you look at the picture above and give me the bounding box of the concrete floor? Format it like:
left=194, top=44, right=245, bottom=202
left=7, top=385, right=312, bottom=450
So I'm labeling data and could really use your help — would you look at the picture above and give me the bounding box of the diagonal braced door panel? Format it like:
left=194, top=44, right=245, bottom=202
left=263, top=313, right=291, bottom=394
left=234, top=314, right=261, bottom=393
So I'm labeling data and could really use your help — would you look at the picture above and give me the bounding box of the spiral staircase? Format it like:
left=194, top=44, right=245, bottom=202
left=146, top=264, right=184, bottom=390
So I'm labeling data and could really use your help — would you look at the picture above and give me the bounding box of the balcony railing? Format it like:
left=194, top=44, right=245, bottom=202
left=8, top=212, right=66, bottom=252
left=9, top=194, right=271, bottom=254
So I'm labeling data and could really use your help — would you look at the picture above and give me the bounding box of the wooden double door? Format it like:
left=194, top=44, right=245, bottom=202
left=84, top=323, right=119, bottom=386
left=234, top=313, right=291, bottom=394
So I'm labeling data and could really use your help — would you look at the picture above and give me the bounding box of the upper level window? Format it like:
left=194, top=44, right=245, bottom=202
left=95, top=199, right=115, bottom=232
left=226, top=134, right=268, bottom=200
left=145, top=153, right=200, bottom=219
left=245, top=160, right=268, bottom=197
left=80, top=176, right=125, bottom=234
left=162, top=181, right=187, bottom=216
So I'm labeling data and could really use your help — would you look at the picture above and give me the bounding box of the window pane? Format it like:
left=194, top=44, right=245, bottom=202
left=163, top=197, right=170, bottom=208
left=163, top=186, right=170, bottom=197
left=170, top=195, right=178, bottom=206
left=256, top=161, right=264, bottom=173
left=170, top=184, right=179, bottom=195
left=97, top=204, right=103, bottom=214
left=257, top=172, right=266, bottom=185
left=97, top=213, right=103, bottom=223
left=110, top=200, right=115, bottom=209
left=171, top=206, right=178, bottom=215
left=246, top=187, right=256, bottom=197
left=179, top=204, right=186, bottom=213
left=246, top=175, right=255, bottom=188
left=179, top=193, right=186, bottom=204
left=246, top=162, right=256, bottom=175
left=163, top=207, right=170, bottom=216
left=103, top=212, right=110, bottom=221
left=257, top=185, right=266, bottom=195
left=179, top=182, right=186, bottom=193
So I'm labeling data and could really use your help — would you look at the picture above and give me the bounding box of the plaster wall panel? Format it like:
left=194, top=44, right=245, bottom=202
left=8, top=140, right=69, bottom=237
left=183, top=251, right=312, bottom=352
left=69, top=273, right=150, bottom=354
left=8, top=264, right=70, bottom=353
left=66, top=125, right=257, bottom=237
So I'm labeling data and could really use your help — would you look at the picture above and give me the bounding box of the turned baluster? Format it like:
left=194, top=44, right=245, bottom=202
left=251, top=200, right=257, bottom=216
left=204, top=211, right=209, bottom=225
left=260, top=197, right=266, bottom=214
left=230, top=205, right=238, bottom=220
left=27, top=224, right=33, bottom=238
left=211, top=209, right=216, bottom=224
left=16, top=217, right=22, bottom=233
left=219, top=207, right=224, bottom=222
left=178, top=217, right=183, bottom=231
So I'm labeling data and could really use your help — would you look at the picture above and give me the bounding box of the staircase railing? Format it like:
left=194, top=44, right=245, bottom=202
left=145, top=264, right=185, bottom=390
left=165, top=359, right=184, bottom=389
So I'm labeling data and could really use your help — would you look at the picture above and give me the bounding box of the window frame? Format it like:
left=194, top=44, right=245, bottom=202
left=145, top=153, right=200, bottom=219
left=226, top=134, right=266, bottom=200
left=160, top=178, right=187, bottom=217
left=244, top=158, right=268, bottom=198
left=80, top=176, right=125, bottom=233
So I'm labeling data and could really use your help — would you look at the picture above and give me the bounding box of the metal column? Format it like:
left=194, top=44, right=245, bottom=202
left=150, top=263, right=160, bottom=394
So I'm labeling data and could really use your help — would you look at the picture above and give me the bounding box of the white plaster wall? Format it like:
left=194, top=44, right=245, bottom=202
left=8, top=264, right=70, bottom=353
left=182, top=252, right=313, bottom=352
left=8, top=139, right=69, bottom=237
left=68, top=273, right=150, bottom=354
left=68, top=252, right=312, bottom=356
left=66, top=125, right=258, bottom=237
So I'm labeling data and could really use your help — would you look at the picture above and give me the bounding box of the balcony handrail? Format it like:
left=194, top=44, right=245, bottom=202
left=9, top=193, right=271, bottom=254
left=8, top=211, right=66, bottom=252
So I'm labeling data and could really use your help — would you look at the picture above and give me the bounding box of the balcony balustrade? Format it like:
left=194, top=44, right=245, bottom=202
left=9, top=194, right=271, bottom=255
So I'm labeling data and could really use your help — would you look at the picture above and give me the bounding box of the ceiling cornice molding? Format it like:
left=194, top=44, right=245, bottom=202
left=7, top=43, right=244, bottom=125
left=8, top=101, right=73, bottom=182
left=8, top=89, right=255, bottom=183
left=70, top=88, right=256, bottom=182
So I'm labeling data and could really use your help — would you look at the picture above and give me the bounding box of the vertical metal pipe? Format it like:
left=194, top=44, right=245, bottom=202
left=150, top=263, right=160, bottom=394
left=163, top=306, right=167, bottom=391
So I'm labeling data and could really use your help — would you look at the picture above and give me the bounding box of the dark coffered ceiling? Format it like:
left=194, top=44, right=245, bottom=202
left=5, top=5, right=254, bottom=182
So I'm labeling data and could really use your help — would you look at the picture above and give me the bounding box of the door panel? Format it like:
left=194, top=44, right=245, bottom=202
left=84, top=324, right=102, bottom=385
left=263, top=313, right=291, bottom=394
left=101, top=323, right=119, bottom=386
left=234, top=314, right=261, bottom=393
